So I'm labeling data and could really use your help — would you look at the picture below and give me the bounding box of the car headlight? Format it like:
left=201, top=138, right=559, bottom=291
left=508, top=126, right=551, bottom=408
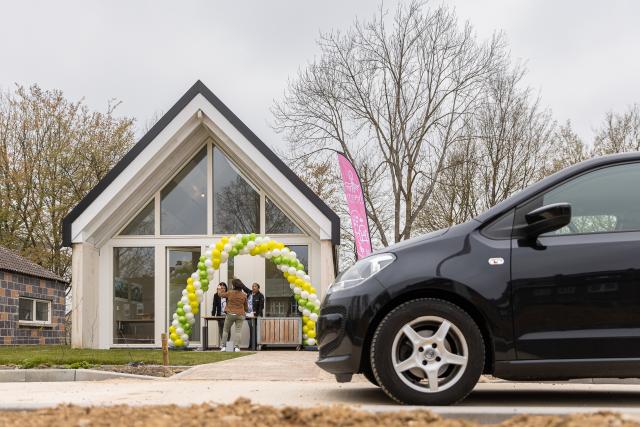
left=327, top=253, right=396, bottom=294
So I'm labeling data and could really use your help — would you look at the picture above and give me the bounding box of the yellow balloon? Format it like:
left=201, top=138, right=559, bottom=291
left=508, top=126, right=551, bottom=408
left=213, top=260, right=220, bottom=269
left=307, top=330, right=316, bottom=339
left=187, top=278, right=194, bottom=285
left=287, top=276, right=296, bottom=284
left=302, top=316, right=309, bottom=323
left=186, top=284, right=195, bottom=293
left=295, top=278, right=304, bottom=287
left=188, top=293, right=197, bottom=301
left=215, top=242, right=224, bottom=251
left=277, top=242, right=285, bottom=249
left=190, top=302, right=199, bottom=311
left=212, top=249, right=221, bottom=258
left=170, top=333, right=178, bottom=341
left=169, top=326, right=176, bottom=334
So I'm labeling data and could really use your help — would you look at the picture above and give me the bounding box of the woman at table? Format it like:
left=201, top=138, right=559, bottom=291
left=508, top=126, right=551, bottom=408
left=212, top=282, right=228, bottom=316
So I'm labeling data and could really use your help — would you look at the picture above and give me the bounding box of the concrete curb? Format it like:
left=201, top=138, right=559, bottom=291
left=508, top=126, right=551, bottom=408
left=0, top=369, right=159, bottom=383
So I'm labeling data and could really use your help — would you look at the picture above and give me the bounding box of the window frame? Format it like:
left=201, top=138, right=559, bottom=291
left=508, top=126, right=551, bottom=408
left=114, top=140, right=309, bottom=239
left=512, top=161, right=640, bottom=238
left=18, top=297, right=52, bottom=326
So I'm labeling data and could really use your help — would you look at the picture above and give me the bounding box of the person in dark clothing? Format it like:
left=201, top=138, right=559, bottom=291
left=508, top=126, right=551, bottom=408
left=249, top=283, right=265, bottom=317
left=211, top=282, right=228, bottom=316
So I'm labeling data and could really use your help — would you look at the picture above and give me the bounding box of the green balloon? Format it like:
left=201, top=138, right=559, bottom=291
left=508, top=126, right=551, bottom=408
left=272, top=256, right=281, bottom=265
left=297, top=262, right=304, bottom=270
left=176, top=308, right=185, bottom=316
left=229, top=248, right=239, bottom=257
left=298, top=298, right=307, bottom=307
left=306, top=301, right=315, bottom=310
left=198, top=262, right=206, bottom=270
left=199, top=270, right=207, bottom=279
left=294, top=294, right=301, bottom=301
left=200, top=278, right=209, bottom=287
left=242, top=235, right=249, bottom=244
left=178, top=315, right=187, bottom=324
left=234, top=242, right=244, bottom=251
left=177, top=302, right=184, bottom=308
left=199, top=255, right=206, bottom=262
left=249, top=233, right=256, bottom=241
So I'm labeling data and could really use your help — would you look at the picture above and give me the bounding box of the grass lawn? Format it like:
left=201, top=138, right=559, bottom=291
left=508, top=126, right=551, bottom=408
left=0, top=345, right=249, bottom=368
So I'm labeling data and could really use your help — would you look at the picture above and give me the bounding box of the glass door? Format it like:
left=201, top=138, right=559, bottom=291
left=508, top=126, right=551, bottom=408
left=167, top=247, right=201, bottom=343
left=264, top=245, right=308, bottom=317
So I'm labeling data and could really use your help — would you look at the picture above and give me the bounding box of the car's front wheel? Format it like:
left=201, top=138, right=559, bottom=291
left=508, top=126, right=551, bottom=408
left=370, top=298, right=484, bottom=405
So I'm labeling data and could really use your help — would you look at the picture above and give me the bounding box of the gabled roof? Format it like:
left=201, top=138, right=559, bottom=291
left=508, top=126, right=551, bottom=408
left=0, top=246, right=66, bottom=283
left=62, top=80, right=340, bottom=247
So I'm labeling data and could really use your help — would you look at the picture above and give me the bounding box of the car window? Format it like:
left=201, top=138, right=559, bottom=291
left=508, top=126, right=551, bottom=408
left=514, top=162, right=640, bottom=236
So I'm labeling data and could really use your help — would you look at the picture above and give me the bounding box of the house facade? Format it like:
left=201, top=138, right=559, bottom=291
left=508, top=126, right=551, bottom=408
left=63, top=81, right=340, bottom=349
left=0, top=246, right=66, bottom=345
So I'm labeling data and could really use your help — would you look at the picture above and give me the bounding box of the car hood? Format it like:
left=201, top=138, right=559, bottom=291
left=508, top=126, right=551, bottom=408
left=375, top=227, right=450, bottom=255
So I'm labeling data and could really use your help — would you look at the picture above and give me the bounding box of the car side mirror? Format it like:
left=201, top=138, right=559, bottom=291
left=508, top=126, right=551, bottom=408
left=522, top=203, right=572, bottom=238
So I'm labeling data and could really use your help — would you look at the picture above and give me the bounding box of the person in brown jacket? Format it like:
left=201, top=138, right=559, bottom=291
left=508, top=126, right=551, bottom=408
left=218, top=278, right=248, bottom=352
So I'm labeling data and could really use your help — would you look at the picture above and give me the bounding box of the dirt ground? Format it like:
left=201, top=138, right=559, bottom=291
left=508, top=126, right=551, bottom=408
left=0, top=399, right=637, bottom=427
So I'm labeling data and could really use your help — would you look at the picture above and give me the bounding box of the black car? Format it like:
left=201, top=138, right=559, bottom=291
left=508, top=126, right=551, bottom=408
left=317, top=153, right=640, bottom=405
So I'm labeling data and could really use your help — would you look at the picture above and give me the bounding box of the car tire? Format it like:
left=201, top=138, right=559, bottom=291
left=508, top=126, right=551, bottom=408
left=362, top=363, right=379, bottom=387
left=370, top=298, right=484, bottom=405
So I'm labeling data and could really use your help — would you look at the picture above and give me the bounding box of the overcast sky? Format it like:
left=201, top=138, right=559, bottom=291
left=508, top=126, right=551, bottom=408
left=1, top=1, right=638, bottom=150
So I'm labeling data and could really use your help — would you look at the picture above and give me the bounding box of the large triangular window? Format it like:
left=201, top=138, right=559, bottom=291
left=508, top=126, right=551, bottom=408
left=120, top=201, right=154, bottom=235
left=160, top=147, right=207, bottom=235
left=213, top=147, right=260, bottom=234
left=265, top=197, right=303, bottom=234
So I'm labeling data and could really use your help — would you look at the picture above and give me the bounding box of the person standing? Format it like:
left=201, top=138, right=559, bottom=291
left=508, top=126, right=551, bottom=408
left=244, top=282, right=264, bottom=350
left=212, top=282, right=227, bottom=347
left=219, top=278, right=248, bottom=352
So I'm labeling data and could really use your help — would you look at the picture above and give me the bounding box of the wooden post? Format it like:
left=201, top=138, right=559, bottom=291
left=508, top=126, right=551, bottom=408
left=161, top=333, right=169, bottom=366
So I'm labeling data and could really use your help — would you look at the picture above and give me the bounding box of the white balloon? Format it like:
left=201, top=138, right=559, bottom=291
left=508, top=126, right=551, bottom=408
left=172, top=313, right=179, bottom=320
left=288, top=267, right=297, bottom=275
left=172, top=319, right=180, bottom=327
left=186, top=312, right=195, bottom=320
left=308, top=293, right=317, bottom=301
left=205, top=250, right=212, bottom=258
left=297, top=304, right=305, bottom=312
left=281, top=247, right=290, bottom=255
left=183, top=304, right=192, bottom=313
left=204, top=259, right=212, bottom=267
left=181, top=333, right=189, bottom=341
left=265, top=252, right=273, bottom=259
left=181, top=296, right=189, bottom=305
left=255, top=236, right=263, bottom=244
left=168, top=340, right=175, bottom=348
left=247, top=241, right=256, bottom=249
left=289, top=283, right=295, bottom=290
left=223, top=243, right=232, bottom=252
left=272, top=249, right=281, bottom=256
left=303, top=275, right=311, bottom=282
left=235, top=233, right=243, bottom=240
left=306, top=338, right=316, bottom=346
left=176, top=327, right=184, bottom=335
left=289, top=251, right=297, bottom=260
left=303, top=334, right=308, bottom=339
left=303, top=309, right=311, bottom=317
left=293, top=287, right=302, bottom=295
left=262, top=236, right=271, bottom=243
left=221, top=252, right=229, bottom=261
left=207, top=268, right=215, bottom=275
left=196, top=289, right=204, bottom=297
left=194, top=281, right=201, bottom=289
left=188, top=317, right=195, bottom=325
left=296, top=270, right=305, bottom=278
left=301, top=291, right=309, bottom=299
left=182, top=289, right=188, bottom=296
left=191, top=273, right=199, bottom=280
left=310, top=313, right=319, bottom=322
left=240, top=247, right=249, bottom=255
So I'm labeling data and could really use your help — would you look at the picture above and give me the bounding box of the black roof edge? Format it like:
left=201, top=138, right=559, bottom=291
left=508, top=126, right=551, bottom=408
left=62, top=80, right=340, bottom=247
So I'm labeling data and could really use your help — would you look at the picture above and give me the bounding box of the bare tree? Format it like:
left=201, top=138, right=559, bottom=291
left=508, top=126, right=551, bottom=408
left=546, top=120, right=587, bottom=175
left=593, top=105, right=640, bottom=155
left=273, top=1, right=506, bottom=247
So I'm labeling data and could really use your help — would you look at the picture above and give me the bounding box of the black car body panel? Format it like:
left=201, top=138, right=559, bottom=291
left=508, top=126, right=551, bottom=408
left=317, top=153, right=640, bottom=381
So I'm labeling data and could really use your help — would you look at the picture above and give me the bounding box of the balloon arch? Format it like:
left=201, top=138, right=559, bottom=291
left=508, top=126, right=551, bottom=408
left=168, top=233, right=319, bottom=348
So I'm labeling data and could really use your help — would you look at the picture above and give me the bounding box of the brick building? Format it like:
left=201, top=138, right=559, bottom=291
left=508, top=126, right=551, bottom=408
left=0, top=246, right=67, bottom=345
